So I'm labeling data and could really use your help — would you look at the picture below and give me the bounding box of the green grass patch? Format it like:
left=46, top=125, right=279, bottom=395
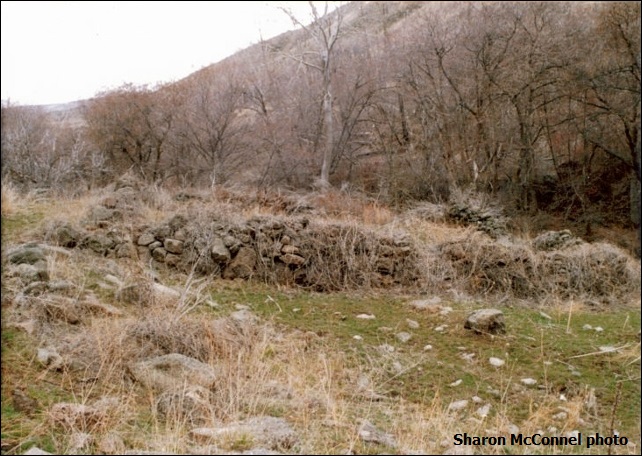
left=206, top=281, right=641, bottom=445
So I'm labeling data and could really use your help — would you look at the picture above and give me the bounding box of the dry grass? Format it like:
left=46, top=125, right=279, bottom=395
left=1, top=181, right=19, bottom=217
left=2, top=186, right=640, bottom=454
left=434, top=231, right=640, bottom=302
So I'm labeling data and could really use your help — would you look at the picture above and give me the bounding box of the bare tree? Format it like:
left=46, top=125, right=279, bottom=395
left=280, top=1, right=344, bottom=187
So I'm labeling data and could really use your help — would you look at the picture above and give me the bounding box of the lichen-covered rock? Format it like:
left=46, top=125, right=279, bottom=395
left=128, top=353, right=218, bottom=392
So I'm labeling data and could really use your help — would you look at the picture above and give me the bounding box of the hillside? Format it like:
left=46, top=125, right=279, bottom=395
left=1, top=2, right=641, bottom=454
left=1, top=179, right=641, bottom=455
left=2, top=2, right=640, bottom=255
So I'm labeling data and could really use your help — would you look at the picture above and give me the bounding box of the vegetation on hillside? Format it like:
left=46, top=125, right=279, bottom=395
left=1, top=2, right=640, bottom=252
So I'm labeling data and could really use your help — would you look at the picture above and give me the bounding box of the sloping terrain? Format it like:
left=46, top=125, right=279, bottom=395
left=1, top=182, right=640, bottom=455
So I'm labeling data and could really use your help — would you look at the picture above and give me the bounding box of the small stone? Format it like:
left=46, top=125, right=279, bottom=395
left=460, top=352, right=475, bottom=362
left=353, top=335, right=363, bottom=341
left=594, top=326, right=604, bottom=332
left=449, top=379, right=462, bottom=387
left=409, top=297, right=442, bottom=310
left=280, top=244, right=300, bottom=255
left=358, top=420, right=397, bottom=448
left=137, top=233, right=156, bottom=246
left=507, top=424, right=520, bottom=435
left=356, top=313, right=376, bottom=319
left=583, top=324, right=593, bottom=330
left=37, top=348, right=63, bottom=370
left=164, top=238, right=184, bottom=254
left=22, top=447, right=52, bottom=455
left=521, top=378, right=537, bottom=386
left=396, top=332, right=412, bottom=343
left=448, top=400, right=468, bottom=411
left=406, top=319, right=419, bottom=329
left=476, top=404, right=491, bottom=418
left=423, top=344, right=433, bottom=351
left=434, top=325, right=448, bottom=332
left=279, top=253, right=305, bottom=266
left=553, top=411, right=568, bottom=421
left=489, top=357, right=505, bottom=367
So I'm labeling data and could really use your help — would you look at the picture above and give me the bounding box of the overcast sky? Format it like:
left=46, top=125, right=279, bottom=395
left=1, top=1, right=336, bottom=106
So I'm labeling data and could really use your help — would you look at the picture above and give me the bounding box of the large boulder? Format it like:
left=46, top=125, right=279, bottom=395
left=464, top=309, right=505, bottom=334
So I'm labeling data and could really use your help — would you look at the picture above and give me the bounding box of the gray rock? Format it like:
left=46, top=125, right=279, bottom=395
left=153, top=224, right=171, bottom=241
left=23, top=281, right=48, bottom=295
left=37, top=348, right=64, bottom=370
left=15, top=263, right=49, bottom=283
left=116, top=243, right=137, bottom=258
left=464, top=309, right=505, bottom=334
left=395, top=332, right=412, bottom=343
left=47, top=280, right=73, bottom=292
left=50, top=224, right=81, bottom=248
left=152, top=247, right=167, bottom=262
left=165, top=253, right=181, bottom=267
left=358, top=420, right=397, bottom=448
left=22, top=447, right=52, bottom=455
left=128, top=353, right=218, bottom=392
left=164, top=238, right=184, bottom=255
left=279, top=253, right=305, bottom=266
left=280, top=244, right=300, bottom=255
left=409, top=297, right=442, bottom=311
left=223, top=247, right=256, bottom=279
left=152, top=283, right=181, bottom=305
left=190, top=416, right=298, bottom=450
left=81, top=234, right=115, bottom=255
left=8, top=244, right=46, bottom=265
left=447, top=399, right=469, bottom=411
left=211, top=237, right=232, bottom=263
left=230, top=309, right=259, bottom=325
left=88, top=205, right=121, bottom=222
left=148, top=241, right=163, bottom=250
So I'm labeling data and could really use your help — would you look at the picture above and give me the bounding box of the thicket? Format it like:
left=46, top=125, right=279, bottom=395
left=2, top=2, right=640, bottom=234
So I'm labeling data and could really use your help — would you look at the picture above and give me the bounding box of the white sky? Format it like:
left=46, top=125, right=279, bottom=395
left=1, top=1, right=336, bottom=106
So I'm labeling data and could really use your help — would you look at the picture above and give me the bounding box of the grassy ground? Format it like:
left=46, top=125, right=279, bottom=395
left=1, top=185, right=640, bottom=455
